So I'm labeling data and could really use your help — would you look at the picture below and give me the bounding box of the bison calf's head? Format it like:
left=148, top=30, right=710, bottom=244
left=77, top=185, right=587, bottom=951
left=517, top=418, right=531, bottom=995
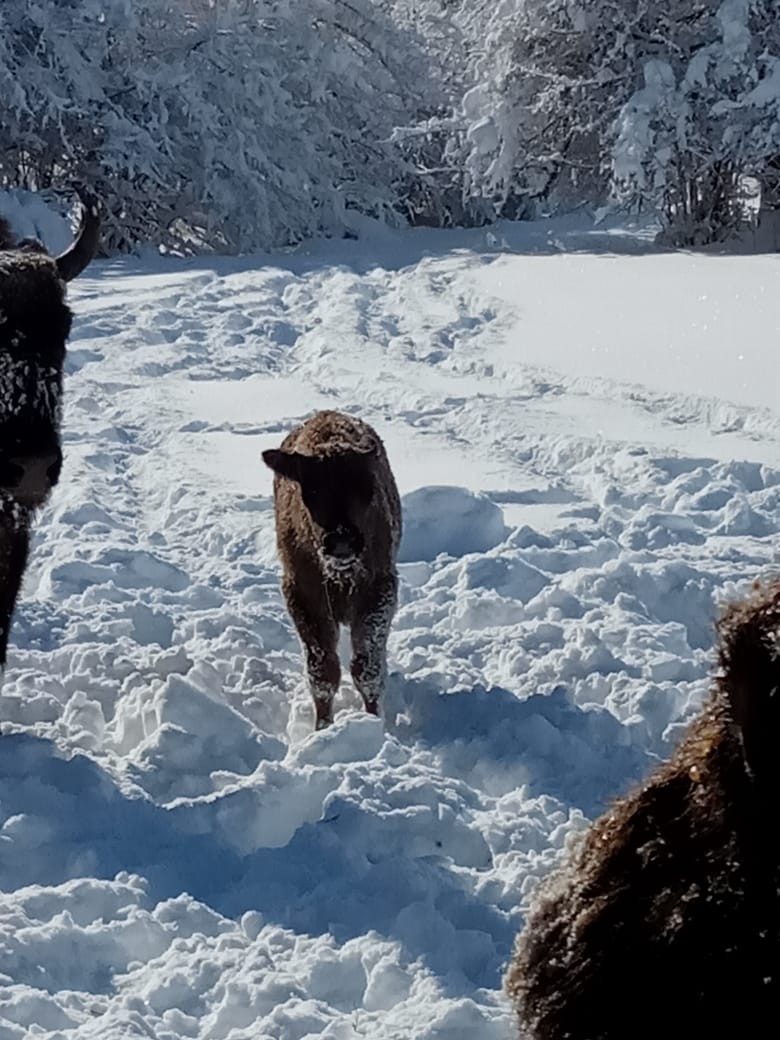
left=263, top=448, right=375, bottom=570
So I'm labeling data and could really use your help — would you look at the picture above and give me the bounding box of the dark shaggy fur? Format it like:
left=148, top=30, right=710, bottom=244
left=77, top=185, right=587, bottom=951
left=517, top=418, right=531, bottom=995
left=263, top=411, right=402, bottom=730
left=0, top=198, right=99, bottom=667
left=505, top=577, right=780, bottom=1040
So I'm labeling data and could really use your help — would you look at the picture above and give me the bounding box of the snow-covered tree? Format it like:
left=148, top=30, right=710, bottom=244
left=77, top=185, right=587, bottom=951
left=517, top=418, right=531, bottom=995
left=0, top=0, right=446, bottom=253
left=448, top=0, right=643, bottom=219
left=5, top=0, right=778, bottom=249
left=447, top=0, right=780, bottom=240
left=376, top=0, right=482, bottom=227
left=613, top=1, right=780, bottom=242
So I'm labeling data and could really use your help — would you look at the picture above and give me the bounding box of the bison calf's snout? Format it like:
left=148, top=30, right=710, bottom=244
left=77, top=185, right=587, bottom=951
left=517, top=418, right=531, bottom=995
left=4, top=453, right=62, bottom=509
left=323, top=526, right=363, bottom=562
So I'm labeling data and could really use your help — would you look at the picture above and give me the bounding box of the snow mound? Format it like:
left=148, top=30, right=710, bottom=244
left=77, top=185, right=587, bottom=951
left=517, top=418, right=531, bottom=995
left=399, top=486, right=506, bottom=562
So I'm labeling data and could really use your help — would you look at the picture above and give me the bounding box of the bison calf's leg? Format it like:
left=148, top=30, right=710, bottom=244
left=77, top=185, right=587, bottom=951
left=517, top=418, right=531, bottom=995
left=350, top=578, right=397, bottom=717
left=305, top=642, right=341, bottom=729
left=0, top=515, right=31, bottom=669
left=284, top=581, right=340, bottom=729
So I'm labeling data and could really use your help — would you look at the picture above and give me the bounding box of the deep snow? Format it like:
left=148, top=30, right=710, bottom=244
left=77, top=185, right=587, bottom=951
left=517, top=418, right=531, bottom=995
left=0, top=212, right=778, bottom=1039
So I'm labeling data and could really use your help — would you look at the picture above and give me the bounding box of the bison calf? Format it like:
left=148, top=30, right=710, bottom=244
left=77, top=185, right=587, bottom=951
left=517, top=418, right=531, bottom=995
left=505, top=576, right=780, bottom=1040
left=0, top=194, right=100, bottom=667
left=263, top=411, right=402, bottom=730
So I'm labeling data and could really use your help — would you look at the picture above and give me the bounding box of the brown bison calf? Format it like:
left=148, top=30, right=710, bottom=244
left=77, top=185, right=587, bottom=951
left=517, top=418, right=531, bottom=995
left=263, top=411, right=402, bottom=730
left=506, top=576, right=780, bottom=1040
left=0, top=193, right=100, bottom=667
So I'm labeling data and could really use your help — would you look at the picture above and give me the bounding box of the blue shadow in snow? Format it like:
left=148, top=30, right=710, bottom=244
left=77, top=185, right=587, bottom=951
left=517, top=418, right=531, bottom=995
left=88, top=213, right=669, bottom=285
left=391, top=679, right=657, bottom=821
left=0, top=732, right=514, bottom=993
left=0, top=733, right=243, bottom=904
left=0, top=680, right=656, bottom=993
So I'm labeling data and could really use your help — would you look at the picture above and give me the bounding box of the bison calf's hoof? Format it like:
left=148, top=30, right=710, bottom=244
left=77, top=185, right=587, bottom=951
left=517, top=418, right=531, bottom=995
left=263, top=410, right=402, bottom=733
left=315, top=700, right=334, bottom=730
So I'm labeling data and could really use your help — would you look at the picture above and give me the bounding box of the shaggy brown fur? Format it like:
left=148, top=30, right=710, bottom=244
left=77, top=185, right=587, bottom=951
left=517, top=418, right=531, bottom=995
left=505, top=577, right=780, bottom=1040
left=0, top=195, right=100, bottom=667
left=263, top=411, right=402, bottom=730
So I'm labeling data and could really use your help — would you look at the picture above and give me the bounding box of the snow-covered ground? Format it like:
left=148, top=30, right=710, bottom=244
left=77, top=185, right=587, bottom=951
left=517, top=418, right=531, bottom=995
left=1, top=216, right=778, bottom=1039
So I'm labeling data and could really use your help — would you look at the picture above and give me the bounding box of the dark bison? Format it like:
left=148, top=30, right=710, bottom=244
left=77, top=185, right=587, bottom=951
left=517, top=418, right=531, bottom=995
left=505, top=576, right=780, bottom=1040
left=0, top=194, right=100, bottom=667
left=263, top=410, right=402, bottom=730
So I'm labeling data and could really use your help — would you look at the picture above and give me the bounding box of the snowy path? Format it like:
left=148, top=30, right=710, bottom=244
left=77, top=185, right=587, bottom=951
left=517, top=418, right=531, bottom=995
left=1, top=223, right=779, bottom=1039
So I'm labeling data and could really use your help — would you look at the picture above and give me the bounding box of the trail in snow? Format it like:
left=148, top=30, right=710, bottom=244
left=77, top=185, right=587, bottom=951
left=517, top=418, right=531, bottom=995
left=1, top=217, right=778, bottom=1039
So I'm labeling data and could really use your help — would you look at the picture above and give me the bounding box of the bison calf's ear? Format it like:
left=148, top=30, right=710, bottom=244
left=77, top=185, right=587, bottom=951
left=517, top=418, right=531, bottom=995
left=262, top=449, right=302, bottom=482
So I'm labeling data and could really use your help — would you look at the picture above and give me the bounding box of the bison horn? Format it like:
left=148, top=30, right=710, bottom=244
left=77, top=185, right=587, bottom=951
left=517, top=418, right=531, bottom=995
left=55, top=189, right=101, bottom=282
